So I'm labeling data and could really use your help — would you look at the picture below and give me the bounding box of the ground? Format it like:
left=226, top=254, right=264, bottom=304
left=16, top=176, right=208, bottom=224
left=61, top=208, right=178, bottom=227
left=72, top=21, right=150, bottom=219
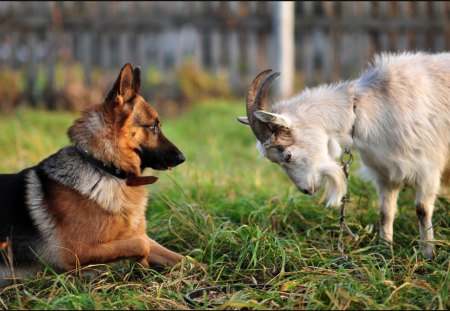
left=0, top=101, right=448, bottom=309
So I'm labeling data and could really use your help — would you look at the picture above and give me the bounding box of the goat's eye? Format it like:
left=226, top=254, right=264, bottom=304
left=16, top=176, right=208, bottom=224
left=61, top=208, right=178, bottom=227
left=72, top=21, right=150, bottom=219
left=283, top=151, right=292, bottom=163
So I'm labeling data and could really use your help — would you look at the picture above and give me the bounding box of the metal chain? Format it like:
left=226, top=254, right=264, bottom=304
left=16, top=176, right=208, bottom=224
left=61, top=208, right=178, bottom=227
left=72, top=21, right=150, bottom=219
left=337, top=148, right=359, bottom=261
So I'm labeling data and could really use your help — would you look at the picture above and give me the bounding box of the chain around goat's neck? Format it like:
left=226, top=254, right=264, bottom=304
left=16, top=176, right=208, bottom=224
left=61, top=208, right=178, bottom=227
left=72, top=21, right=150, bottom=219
left=337, top=148, right=359, bottom=261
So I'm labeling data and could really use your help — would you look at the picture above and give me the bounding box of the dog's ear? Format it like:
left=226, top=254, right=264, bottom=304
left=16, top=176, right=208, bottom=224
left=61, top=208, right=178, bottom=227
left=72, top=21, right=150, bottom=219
left=133, top=67, right=141, bottom=94
left=106, top=63, right=135, bottom=103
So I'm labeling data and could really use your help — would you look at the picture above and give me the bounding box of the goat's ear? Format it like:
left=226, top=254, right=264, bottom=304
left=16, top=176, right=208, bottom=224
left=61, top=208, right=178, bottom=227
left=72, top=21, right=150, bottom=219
left=254, top=110, right=291, bottom=130
left=237, top=116, right=250, bottom=125
left=106, top=63, right=135, bottom=104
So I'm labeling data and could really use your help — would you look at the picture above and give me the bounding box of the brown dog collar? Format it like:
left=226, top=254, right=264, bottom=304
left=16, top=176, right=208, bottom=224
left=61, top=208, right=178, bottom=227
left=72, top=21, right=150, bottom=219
left=126, top=175, right=158, bottom=186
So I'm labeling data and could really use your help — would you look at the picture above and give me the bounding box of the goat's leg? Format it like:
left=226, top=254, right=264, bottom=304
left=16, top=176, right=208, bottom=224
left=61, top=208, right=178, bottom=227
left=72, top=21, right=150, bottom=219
left=375, top=181, right=400, bottom=243
left=415, top=176, right=439, bottom=259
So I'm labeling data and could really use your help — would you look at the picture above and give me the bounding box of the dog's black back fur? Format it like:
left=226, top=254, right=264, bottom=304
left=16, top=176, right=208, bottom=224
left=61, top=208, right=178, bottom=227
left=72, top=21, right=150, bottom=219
left=0, top=169, right=43, bottom=265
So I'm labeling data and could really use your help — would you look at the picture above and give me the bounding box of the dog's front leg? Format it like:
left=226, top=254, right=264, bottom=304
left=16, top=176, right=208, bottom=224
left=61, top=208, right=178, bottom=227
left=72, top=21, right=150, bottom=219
left=62, top=235, right=150, bottom=270
left=146, top=237, right=185, bottom=267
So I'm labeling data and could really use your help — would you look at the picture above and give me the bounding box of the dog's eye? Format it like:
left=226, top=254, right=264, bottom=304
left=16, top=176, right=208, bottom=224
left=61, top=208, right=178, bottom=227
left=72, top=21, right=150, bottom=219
left=283, top=151, right=292, bottom=163
left=150, top=123, right=160, bottom=134
left=142, top=123, right=159, bottom=134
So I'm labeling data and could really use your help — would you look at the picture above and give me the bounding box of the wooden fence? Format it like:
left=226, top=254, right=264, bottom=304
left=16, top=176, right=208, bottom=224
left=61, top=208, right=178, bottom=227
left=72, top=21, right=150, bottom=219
left=0, top=1, right=448, bottom=108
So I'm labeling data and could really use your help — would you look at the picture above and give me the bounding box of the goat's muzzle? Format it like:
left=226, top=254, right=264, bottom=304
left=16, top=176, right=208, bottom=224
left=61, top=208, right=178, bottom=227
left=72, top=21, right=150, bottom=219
left=300, top=188, right=312, bottom=195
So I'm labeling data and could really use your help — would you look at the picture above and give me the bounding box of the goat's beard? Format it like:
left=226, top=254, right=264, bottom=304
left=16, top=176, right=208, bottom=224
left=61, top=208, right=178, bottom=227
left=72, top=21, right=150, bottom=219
left=318, top=162, right=347, bottom=207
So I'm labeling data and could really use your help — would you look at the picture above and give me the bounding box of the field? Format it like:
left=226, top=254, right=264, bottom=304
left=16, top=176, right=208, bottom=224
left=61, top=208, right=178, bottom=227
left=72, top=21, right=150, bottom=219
left=0, top=101, right=449, bottom=310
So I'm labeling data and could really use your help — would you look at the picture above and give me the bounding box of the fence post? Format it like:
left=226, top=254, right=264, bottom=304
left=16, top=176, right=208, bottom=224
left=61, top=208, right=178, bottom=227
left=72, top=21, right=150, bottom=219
left=210, top=30, right=221, bottom=74
left=227, top=29, right=240, bottom=90
left=273, top=1, right=295, bottom=98
left=25, top=32, right=38, bottom=107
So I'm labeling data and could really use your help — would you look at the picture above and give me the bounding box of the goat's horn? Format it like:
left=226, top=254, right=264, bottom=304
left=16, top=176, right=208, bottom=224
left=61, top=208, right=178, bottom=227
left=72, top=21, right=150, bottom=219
left=254, top=71, right=280, bottom=111
left=246, top=70, right=280, bottom=142
left=246, top=69, right=272, bottom=142
left=246, top=69, right=272, bottom=115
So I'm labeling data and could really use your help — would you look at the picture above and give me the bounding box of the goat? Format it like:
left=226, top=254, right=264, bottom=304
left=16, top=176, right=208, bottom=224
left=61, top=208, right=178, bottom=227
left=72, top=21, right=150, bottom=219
left=238, top=52, right=450, bottom=259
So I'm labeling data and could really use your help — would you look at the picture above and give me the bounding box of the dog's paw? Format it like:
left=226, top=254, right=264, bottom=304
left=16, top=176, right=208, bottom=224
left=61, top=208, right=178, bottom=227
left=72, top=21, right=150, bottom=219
left=138, top=256, right=150, bottom=268
left=182, top=256, right=208, bottom=271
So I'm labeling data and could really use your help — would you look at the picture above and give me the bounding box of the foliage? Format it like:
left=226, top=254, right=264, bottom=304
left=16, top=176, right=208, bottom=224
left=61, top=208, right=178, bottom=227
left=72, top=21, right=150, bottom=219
left=143, top=62, right=233, bottom=115
left=0, top=62, right=234, bottom=115
left=0, top=102, right=449, bottom=310
left=175, top=61, right=232, bottom=102
left=0, top=62, right=110, bottom=112
left=0, top=67, right=24, bottom=112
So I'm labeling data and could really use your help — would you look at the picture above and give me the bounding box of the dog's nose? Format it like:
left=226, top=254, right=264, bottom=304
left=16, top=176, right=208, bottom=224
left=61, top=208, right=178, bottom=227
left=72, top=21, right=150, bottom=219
left=177, top=153, right=185, bottom=164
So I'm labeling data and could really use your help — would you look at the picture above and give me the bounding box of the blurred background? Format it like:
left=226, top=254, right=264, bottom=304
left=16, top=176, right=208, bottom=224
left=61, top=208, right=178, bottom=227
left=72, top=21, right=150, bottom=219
left=0, top=1, right=448, bottom=114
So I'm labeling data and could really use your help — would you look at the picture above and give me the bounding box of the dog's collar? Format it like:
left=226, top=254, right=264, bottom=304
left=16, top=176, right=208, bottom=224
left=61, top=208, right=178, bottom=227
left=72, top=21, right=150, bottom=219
left=75, top=147, right=158, bottom=186
left=125, top=175, right=158, bottom=186
left=76, top=147, right=128, bottom=179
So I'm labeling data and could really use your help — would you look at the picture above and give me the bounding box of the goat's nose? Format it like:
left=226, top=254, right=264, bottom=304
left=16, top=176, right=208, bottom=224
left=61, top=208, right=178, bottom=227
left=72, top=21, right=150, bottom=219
left=300, top=188, right=311, bottom=195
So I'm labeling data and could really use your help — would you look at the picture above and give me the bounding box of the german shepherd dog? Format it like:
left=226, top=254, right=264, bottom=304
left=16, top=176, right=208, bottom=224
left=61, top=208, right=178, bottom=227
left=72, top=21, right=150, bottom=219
left=0, top=64, right=186, bottom=283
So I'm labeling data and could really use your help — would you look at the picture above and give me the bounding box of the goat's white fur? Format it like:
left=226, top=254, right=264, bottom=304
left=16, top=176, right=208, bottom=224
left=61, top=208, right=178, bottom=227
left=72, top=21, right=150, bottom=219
left=246, top=52, right=450, bottom=258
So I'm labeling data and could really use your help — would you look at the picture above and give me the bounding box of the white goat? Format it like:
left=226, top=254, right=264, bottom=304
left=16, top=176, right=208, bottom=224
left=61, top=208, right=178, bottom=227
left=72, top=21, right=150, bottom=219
left=238, top=52, right=450, bottom=258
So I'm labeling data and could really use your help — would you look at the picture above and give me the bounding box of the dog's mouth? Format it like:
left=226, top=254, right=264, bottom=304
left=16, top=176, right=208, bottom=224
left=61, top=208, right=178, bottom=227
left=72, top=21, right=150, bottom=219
left=144, top=160, right=183, bottom=171
left=145, top=165, right=164, bottom=171
left=135, top=146, right=185, bottom=171
left=145, top=163, right=174, bottom=171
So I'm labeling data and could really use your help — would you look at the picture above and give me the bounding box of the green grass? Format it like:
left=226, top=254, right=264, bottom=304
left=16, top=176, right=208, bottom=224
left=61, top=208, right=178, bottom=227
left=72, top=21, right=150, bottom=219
left=0, top=101, right=449, bottom=310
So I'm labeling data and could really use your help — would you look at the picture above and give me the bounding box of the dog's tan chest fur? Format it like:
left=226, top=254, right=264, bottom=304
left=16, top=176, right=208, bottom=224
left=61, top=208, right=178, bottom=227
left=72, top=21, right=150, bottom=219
left=45, top=180, right=148, bottom=269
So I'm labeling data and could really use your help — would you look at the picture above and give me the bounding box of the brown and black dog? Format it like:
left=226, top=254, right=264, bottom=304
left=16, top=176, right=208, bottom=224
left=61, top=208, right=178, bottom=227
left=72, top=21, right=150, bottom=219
left=0, top=63, right=186, bottom=283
